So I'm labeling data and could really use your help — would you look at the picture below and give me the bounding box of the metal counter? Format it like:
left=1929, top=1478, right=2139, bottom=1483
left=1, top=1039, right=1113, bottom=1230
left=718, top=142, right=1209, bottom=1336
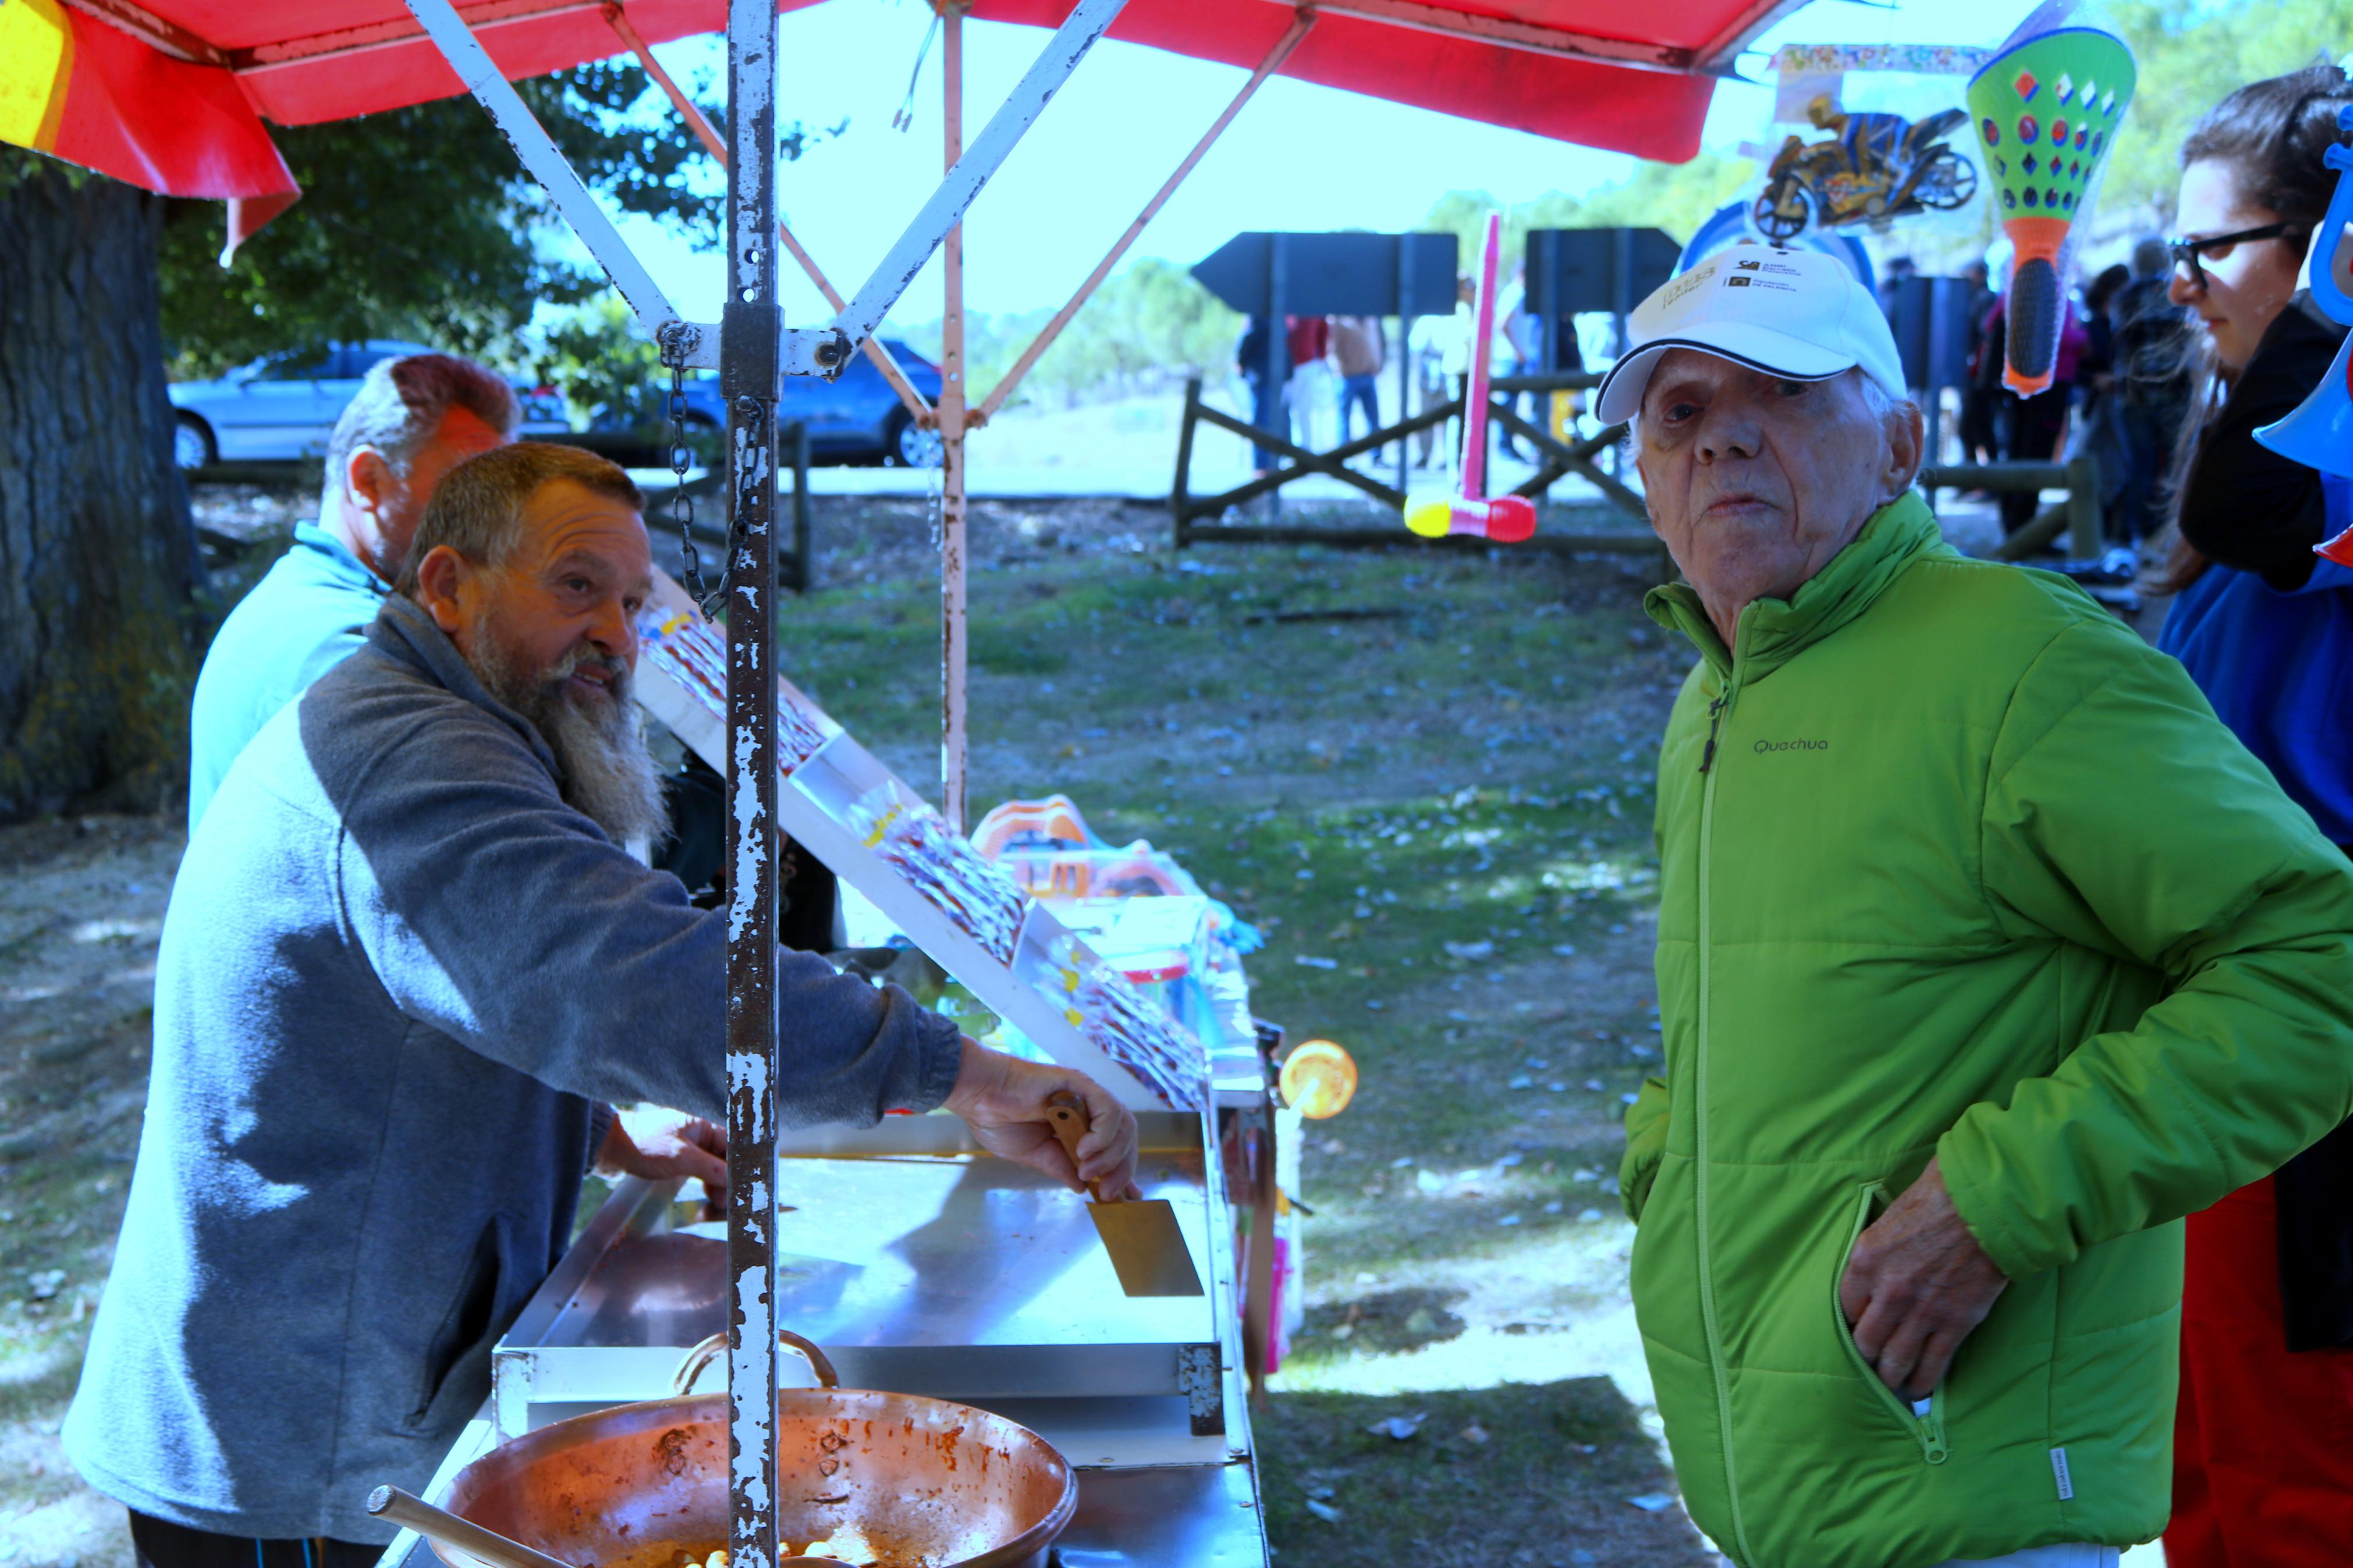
left=379, top=1109, right=1270, bottom=1566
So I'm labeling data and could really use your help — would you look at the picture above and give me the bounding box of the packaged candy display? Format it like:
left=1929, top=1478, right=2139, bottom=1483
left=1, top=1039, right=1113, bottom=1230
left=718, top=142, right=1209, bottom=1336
left=638, top=610, right=833, bottom=772
left=1034, top=934, right=1206, bottom=1111
left=850, top=783, right=1028, bottom=965
left=630, top=585, right=1217, bottom=1112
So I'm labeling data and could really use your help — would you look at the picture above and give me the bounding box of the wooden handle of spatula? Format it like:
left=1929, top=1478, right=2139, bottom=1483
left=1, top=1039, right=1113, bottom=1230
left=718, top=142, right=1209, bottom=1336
left=1045, top=1090, right=1101, bottom=1200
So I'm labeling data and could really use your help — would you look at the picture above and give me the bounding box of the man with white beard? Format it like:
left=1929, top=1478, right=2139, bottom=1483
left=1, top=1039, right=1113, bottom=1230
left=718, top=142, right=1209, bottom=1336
left=65, top=443, right=1142, bottom=1568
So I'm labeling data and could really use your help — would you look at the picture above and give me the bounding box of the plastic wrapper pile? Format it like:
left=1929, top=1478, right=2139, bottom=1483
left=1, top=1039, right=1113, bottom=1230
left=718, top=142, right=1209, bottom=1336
left=638, top=611, right=833, bottom=772
left=853, top=784, right=1028, bottom=964
left=1034, top=934, right=1206, bottom=1111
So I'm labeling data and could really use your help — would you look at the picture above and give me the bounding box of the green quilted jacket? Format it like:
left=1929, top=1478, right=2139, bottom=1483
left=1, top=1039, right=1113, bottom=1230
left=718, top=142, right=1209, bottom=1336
left=1620, top=493, right=2353, bottom=1567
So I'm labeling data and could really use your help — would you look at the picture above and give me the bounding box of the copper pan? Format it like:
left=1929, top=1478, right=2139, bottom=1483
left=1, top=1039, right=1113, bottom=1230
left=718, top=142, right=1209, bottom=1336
left=430, top=1336, right=1075, bottom=1568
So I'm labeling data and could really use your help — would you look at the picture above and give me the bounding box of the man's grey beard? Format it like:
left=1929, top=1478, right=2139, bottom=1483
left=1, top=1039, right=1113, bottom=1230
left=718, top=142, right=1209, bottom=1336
left=466, top=623, right=669, bottom=848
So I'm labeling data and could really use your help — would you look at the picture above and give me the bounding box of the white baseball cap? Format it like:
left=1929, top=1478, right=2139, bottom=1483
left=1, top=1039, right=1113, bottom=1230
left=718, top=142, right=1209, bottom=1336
left=1593, top=247, right=1907, bottom=426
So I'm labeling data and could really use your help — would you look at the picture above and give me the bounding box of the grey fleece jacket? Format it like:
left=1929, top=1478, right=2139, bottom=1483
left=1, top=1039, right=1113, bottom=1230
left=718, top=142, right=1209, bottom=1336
left=65, top=595, right=961, bottom=1542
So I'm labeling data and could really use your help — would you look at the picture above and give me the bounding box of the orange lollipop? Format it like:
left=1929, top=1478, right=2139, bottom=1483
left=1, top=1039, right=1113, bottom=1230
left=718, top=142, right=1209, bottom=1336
left=1279, top=1040, right=1358, bottom=1119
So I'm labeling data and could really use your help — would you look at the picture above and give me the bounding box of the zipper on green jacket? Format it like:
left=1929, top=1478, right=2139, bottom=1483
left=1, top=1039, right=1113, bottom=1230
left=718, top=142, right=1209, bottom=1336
left=1835, top=1185, right=1952, bottom=1464
left=1694, top=653, right=1759, bottom=1565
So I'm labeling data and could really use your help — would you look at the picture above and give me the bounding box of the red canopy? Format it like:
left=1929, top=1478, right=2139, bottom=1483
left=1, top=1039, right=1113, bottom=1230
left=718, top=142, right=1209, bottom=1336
left=3, top=0, right=1790, bottom=233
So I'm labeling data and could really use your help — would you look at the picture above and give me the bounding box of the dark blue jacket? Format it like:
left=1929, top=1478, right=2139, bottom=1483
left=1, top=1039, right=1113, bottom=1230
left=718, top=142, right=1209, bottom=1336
left=2159, top=482, right=2353, bottom=847
left=67, top=596, right=960, bottom=1540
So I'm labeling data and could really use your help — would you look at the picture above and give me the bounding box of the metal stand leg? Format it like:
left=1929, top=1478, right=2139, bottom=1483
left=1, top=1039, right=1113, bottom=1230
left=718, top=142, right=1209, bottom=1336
left=938, top=0, right=969, bottom=833
left=721, top=4, right=782, bottom=1567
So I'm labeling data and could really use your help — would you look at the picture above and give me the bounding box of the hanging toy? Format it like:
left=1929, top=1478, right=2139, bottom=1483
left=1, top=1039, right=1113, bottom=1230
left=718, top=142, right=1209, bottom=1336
left=1405, top=211, right=1537, bottom=543
left=2255, top=104, right=2353, bottom=561
left=1965, top=1, right=2136, bottom=397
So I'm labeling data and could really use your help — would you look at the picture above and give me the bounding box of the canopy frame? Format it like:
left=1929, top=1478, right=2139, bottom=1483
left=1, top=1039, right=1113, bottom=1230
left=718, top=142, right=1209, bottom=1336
left=395, top=1, right=1138, bottom=1563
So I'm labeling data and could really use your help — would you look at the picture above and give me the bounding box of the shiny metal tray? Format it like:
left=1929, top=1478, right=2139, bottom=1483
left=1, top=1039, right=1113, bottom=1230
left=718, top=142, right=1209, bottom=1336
left=488, top=1115, right=1246, bottom=1463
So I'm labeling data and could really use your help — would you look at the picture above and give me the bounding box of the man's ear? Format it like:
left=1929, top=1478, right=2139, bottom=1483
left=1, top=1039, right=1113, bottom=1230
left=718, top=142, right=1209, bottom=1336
left=1884, top=398, right=1926, bottom=499
left=412, top=545, right=470, bottom=637
left=347, top=448, right=396, bottom=515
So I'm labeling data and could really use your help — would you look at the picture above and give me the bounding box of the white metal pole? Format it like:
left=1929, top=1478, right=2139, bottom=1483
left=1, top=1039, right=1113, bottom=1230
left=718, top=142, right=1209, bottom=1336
left=939, top=0, right=969, bottom=831
left=718, top=5, right=781, bottom=1568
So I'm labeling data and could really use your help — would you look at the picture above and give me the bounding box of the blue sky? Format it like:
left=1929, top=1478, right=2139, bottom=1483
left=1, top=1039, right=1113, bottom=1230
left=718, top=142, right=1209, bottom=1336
left=598, top=0, right=2045, bottom=325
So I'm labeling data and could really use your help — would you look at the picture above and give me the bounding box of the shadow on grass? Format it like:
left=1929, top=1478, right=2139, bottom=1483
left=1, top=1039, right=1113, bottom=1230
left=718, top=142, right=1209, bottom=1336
left=1291, top=1286, right=1468, bottom=1364
left=1257, top=1377, right=1713, bottom=1568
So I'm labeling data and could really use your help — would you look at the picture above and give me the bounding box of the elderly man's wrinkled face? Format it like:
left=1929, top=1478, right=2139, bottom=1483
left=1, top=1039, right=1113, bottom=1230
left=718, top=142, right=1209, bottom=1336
left=425, top=479, right=665, bottom=844
left=1635, top=352, right=1920, bottom=645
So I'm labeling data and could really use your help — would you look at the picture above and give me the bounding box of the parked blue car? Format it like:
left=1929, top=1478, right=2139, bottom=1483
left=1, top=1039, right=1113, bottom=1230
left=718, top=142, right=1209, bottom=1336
left=168, top=339, right=568, bottom=469
left=663, top=338, right=946, bottom=467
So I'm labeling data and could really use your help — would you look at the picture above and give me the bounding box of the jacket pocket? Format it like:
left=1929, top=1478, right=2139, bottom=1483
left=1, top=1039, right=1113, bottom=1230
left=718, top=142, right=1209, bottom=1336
left=404, top=1213, right=519, bottom=1432
left=1620, top=1077, right=1670, bottom=1222
left=1832, top=1182, right=1950, bottom=1465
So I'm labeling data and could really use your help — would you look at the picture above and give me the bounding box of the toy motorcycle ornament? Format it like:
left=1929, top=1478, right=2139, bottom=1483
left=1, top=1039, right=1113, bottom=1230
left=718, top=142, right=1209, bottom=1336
left=1966, top=1, right=2138, bottom=397
left=1752, top=97, right=1979, bottom=242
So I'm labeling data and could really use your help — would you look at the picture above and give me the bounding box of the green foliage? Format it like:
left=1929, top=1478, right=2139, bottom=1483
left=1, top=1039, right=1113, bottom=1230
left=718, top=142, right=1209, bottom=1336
left=530, top=294, right=668, bottom=434
left=152, top=63, right=830, bottom=378
left=899, top=255, right=1242, bottom=410
left=2100, top=0, right=2353, bottom=227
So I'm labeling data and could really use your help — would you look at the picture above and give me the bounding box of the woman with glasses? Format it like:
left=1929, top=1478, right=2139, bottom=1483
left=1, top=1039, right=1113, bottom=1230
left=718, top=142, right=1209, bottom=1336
left=2152, top=64, right=2353, bottom=1568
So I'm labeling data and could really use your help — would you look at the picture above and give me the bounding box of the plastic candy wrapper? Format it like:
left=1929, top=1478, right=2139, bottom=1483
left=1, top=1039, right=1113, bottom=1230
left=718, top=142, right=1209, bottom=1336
left=1034, top=934, right=1205, bottom=1111
left=637, top=610, right=833, bottom=773
left=850, top=783, right=1027, bottom=964
left=1965, top=1, right=2136, bottom=396
left=973, top=794, right=1262, bottom=954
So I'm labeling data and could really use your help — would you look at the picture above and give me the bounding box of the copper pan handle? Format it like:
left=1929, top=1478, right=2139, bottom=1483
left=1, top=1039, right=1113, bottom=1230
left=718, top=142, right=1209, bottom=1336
left=672, top=1329, right=841, bottom=1396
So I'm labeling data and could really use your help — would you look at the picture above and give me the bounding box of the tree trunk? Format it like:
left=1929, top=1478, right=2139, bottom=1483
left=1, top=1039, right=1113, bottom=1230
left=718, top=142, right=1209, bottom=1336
left=0, top=159, right=204, bottom=823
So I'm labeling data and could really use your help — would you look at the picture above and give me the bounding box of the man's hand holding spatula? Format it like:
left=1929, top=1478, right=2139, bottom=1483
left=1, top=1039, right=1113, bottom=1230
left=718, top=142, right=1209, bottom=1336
left=944, top=1035, right=1142, bottom=1199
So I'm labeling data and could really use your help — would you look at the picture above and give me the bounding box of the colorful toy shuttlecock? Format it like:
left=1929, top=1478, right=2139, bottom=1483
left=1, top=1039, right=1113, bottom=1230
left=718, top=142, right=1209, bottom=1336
left=1406, top=211, right=1538, bottom=545
left=1966, top=5, right=2136, bottom=397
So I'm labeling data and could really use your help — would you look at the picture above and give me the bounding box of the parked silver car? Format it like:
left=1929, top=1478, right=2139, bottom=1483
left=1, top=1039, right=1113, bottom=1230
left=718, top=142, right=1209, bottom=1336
left=169, top=339, right=567, bottom=468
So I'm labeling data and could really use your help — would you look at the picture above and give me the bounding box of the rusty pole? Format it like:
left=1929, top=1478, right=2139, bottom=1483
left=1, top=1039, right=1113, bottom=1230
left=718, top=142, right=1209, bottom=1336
left=600, top=2, right=934, bottom=426
left=719, top=0, right=780, bottom=1566
left=974, top=11, right=1314, bottom=423
left=938, top=0, right=970, bottom=830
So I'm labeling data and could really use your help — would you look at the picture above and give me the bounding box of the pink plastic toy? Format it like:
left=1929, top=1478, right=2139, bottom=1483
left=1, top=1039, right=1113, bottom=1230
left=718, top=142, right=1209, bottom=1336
left=1406, top=210, right=1538, bottom=543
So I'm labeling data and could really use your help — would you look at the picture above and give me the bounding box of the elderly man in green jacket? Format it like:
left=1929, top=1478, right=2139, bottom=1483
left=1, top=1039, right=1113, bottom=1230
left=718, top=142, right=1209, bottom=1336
left=1599, top=248, right=2353, bottom=1568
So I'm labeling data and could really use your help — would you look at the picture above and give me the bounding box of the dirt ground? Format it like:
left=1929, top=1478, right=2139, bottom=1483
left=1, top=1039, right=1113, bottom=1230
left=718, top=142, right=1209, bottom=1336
left=3, top=482, right=1898, bottom=1566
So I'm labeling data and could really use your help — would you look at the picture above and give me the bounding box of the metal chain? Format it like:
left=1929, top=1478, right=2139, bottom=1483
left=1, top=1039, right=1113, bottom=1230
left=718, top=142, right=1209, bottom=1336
left=662, top=346, right=719, bottom=612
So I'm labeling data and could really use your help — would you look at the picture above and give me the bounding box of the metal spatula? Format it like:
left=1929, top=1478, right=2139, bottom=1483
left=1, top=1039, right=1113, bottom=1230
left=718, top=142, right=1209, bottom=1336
left=1045, top=1091, right=1204, bottom=1297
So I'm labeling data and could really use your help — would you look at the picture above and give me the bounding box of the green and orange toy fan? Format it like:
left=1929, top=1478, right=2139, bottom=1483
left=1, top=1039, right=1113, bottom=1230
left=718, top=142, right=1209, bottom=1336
left=1967, top=2, right=2137, bottom=396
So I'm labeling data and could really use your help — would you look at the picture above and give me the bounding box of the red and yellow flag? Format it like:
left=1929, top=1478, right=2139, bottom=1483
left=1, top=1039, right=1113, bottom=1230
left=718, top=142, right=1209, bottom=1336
left=0, top=0, right=299, bottom=252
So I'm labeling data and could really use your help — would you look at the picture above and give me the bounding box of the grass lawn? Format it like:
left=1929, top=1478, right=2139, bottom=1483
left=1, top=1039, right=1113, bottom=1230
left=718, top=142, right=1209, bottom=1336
left=773, top=508, right=1710, bottom=1565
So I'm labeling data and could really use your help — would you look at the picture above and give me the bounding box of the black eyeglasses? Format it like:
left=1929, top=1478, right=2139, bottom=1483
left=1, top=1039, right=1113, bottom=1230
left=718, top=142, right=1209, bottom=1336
left=2168, top=222, right=2303, bottom=289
